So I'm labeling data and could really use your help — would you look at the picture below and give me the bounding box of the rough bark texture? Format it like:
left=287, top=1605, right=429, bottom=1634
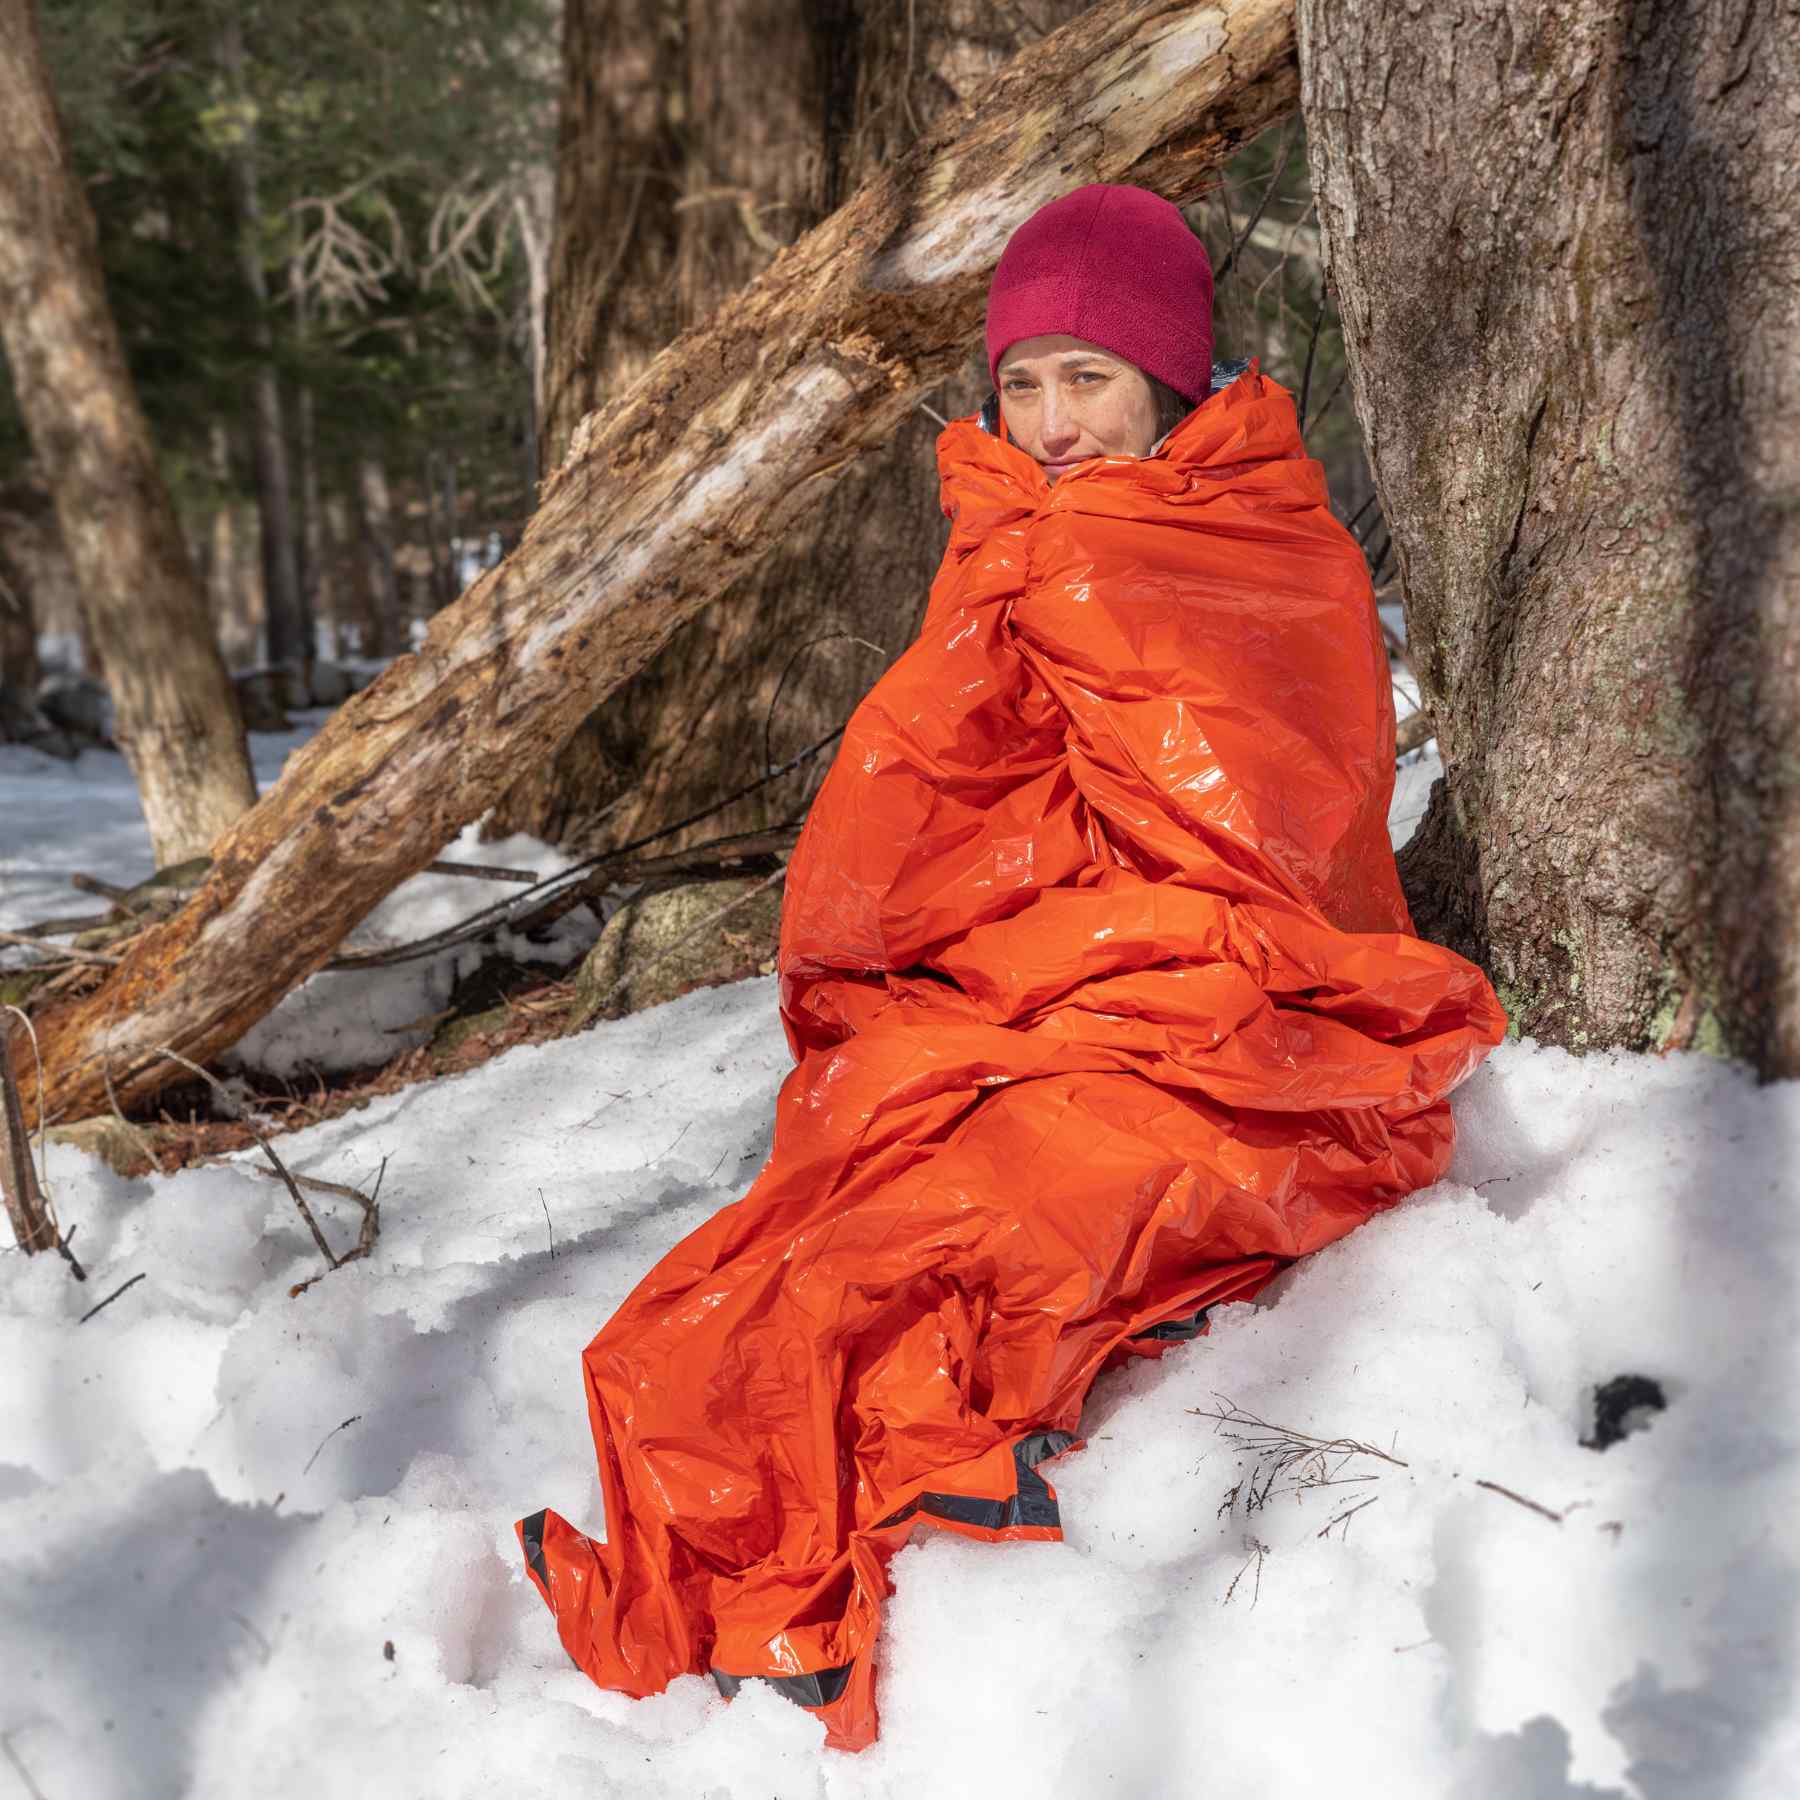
left=0, top=0, right=257, bottom=865
left=490, top=0, right=1089, bottom=852
left=15, top=0, right=1298, bottom=1127
left=1299, top=0, right=1800, bottom=1075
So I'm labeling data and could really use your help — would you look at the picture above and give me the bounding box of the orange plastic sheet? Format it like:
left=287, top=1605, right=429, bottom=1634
left=517, top=367, right=1505, bottom=1749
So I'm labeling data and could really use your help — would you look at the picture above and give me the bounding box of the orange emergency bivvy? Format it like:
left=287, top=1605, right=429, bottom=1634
left=517, top=366, right=1505, bottom=1749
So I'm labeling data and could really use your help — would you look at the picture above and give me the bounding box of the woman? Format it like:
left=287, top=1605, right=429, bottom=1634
left=517, top=185, right=1504, bottom=1751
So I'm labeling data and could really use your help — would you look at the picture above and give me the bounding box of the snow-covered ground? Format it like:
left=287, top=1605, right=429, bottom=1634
left=2, top=715, right=1795, bottom=1800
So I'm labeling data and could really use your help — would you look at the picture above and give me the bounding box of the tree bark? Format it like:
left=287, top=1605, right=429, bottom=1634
left=1299, top=0, right=1800, bottom=1076
left=491, top=0, right=1090, bottom=853
left=0, top=481, right=49, bottom=702
left=0, top=0, right=257, bottom=864
left=13, top=0, right=1299, bottom=1127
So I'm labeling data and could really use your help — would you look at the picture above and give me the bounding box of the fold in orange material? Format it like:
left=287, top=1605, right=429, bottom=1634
left=517, top=367, right=1506, bottom=1749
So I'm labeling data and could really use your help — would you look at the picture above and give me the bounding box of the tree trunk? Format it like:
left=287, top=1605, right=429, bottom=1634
left=491, top=0, right=1090, bottom=853
left=1298, top=0, right=1800, bottom=1076
left=356, top=454, right=402, bottom=655
left=0, top=481, right=49, bottom=701
left=0, top=0, right=256, bottom=863
left=202, top=421, right=260, bottom=667
left=321, top=493, right=356, bottom=659
left=12, top=0, right=1298, bottom=1128
left=219, top=13, right=308, bottom=674
left=295, top=383, right=334, bottom=653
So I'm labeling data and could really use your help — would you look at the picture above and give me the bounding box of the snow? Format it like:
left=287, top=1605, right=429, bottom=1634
left=0, top=713, right=599, bottom=1080
left=3, top=705, right=1795, bottom=1800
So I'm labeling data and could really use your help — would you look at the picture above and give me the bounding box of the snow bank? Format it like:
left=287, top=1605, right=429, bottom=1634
left=3, top=982, right=1794, bottom=1798
left=3, top=673, right=1794, bottom=1799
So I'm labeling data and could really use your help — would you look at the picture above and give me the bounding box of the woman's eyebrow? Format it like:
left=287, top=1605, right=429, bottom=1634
left=999, top=353, right=1114, bottom=377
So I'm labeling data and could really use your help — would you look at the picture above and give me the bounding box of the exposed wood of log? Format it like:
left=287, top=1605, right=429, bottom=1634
left=13, top=0, right=1299, bottom=1128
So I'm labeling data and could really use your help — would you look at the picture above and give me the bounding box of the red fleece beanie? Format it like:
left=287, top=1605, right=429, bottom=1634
left=985, top=184, right=1215, bottom=403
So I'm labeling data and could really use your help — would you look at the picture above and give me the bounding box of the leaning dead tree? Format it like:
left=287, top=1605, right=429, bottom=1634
left=12, top=0, right=1299, bottom=1127
left=1299, top=0, right=1800, bottom=1075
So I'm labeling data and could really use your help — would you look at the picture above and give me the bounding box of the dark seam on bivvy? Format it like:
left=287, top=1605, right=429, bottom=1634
left=1134, top=1304, right=1210, bottom=1342
left=519, top=1509, right=549, bottom=1588
left=709, top=1431, right=1078, bottom=1712
left=710, top=1662, right=855, bottom=1708
left=874, top=1428, right=1077, bottom=1533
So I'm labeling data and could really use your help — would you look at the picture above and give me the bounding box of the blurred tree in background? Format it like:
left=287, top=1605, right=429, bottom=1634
left=1, top=0, right=1381, bottom=845
left=1, top=0, right=557, bottom=675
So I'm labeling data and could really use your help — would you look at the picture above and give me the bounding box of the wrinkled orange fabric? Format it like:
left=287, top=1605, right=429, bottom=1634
left=518, top=367, right=1505, bottom=1749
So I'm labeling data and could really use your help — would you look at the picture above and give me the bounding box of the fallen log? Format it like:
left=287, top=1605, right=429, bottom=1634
left=13, top=0, right=1298, bottom=1127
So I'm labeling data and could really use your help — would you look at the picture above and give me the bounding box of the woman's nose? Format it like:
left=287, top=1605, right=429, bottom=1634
left=1038, top=393, right=1078, bottom=453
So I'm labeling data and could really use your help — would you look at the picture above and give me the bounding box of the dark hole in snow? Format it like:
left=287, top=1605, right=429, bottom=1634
left=1582, top=1373, right=1667, bottom=1450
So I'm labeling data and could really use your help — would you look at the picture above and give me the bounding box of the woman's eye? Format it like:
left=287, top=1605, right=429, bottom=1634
left=1003, top=381, right=1033, bottom=395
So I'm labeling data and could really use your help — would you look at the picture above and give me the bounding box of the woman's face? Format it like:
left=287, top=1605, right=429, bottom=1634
left=996, top=334, right=1160, bottom=480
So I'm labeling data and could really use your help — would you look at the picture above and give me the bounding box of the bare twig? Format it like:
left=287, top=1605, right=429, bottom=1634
left=1344, top=490, right=1381, bottom=538
left=302, top=1413, right=364, bottom=1476
left=69, top=871, right=134, bottom=905
left=1297, top=286, right=1328, bottom=430
left=79, top=1270, right=146, bottom=1323
left=1316, top=1495, right=1379, bottom=1540
left=762, top=634, right=885, bottom=779
left=6, top=910, right=119, bottom=939
left=153, top=1047, right=338, bottom=1270
left=538, top=1188, right=555, bottom=1260
left=1475, top=1479, right=1564, bottom=1523
left=1, top=1730, right=49, bottom=1800
left=424, top=860, right=537, bottom=883
left=1214, top=122, right=1295, bottom=283
left=255, top=1155, right=384, bottom=1294
left=0, top=927, right=119, bottom=966
left=1222, top=1535, right=1268, bottom=1607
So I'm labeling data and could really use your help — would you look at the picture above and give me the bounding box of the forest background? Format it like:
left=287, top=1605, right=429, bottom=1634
left=0, top=0, right=1793, bottom=1160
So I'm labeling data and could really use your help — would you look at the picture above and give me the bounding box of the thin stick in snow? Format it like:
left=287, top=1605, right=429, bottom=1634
left=153, top=1046, right=339, bottom=1270
left=1222, top=1536, right=1268, bottom=1607
left=303, top=1414, right=364, bottom=1476
left=79, top=1270, right=146, bottom=1324
left=1, top=1730, right=49, bottom=1800
left=539, top=1188, right=555, bottom=1260
left=252, top=1156, right=385, bottom=1294
left=1475, top=1479, right=1564, bottom=1523
left=1316, top=1495, right=1379, bottom=1540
